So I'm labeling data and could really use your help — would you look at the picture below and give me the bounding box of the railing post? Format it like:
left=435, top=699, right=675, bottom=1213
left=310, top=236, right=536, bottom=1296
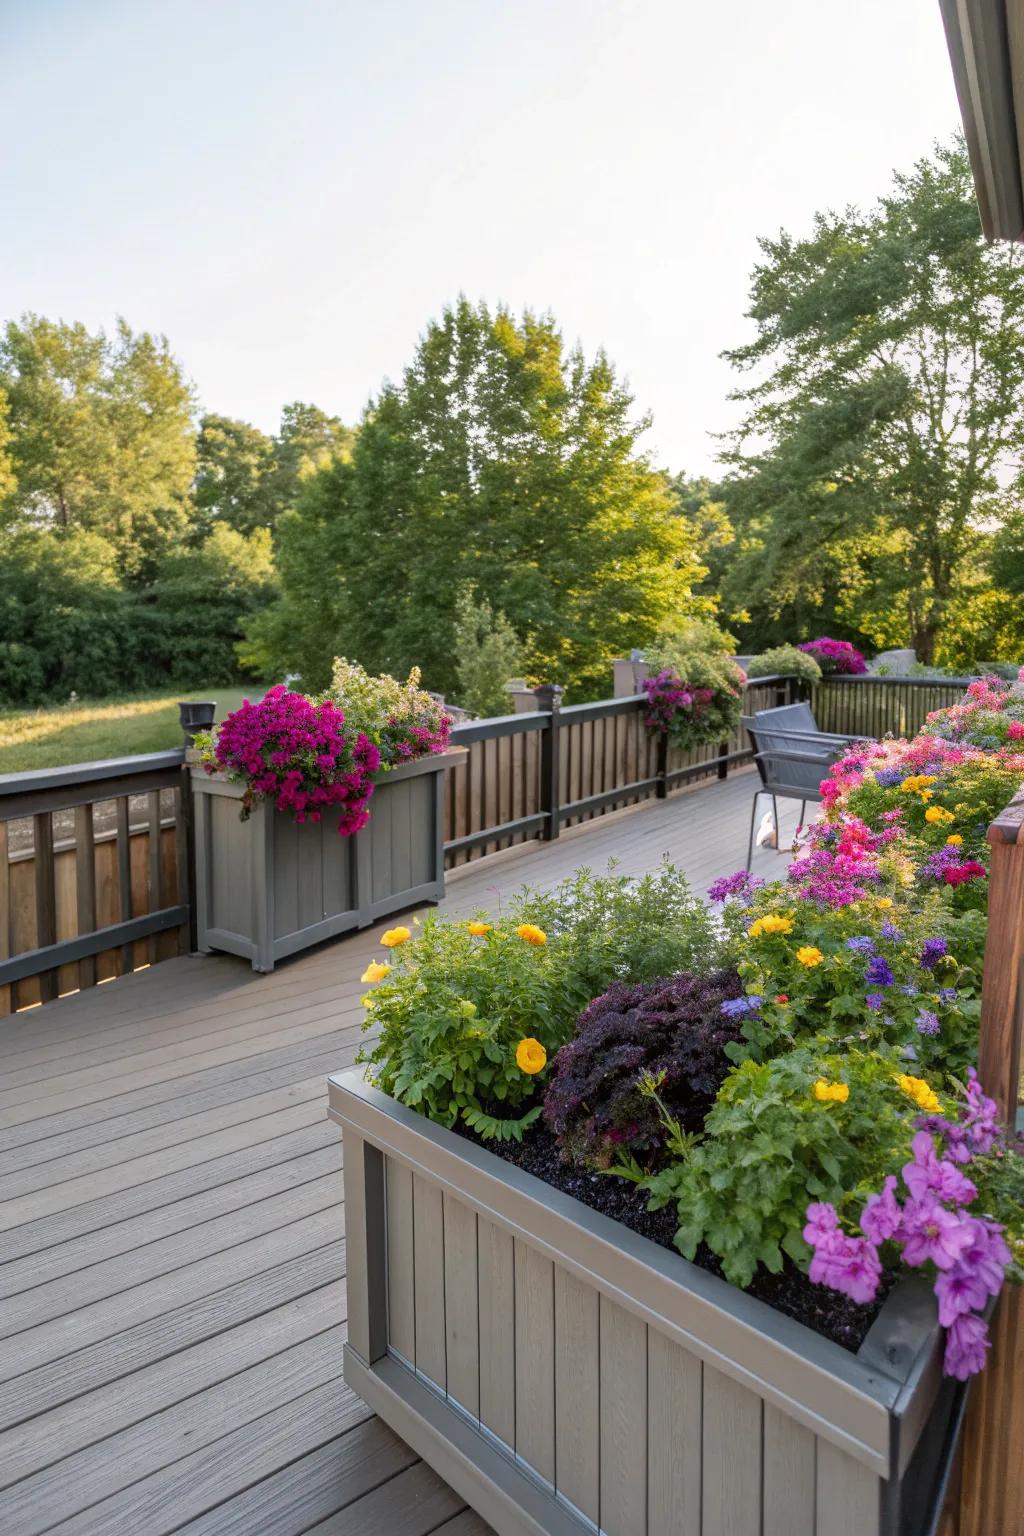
left=655, top=730, right=669, bottom=798
left=717, top=740, right=729, bottom=780
left=178, top=702, right=213, bottom=952
left=534, top=684, right=563, bottom=839
left=958, top=790, right=1024, bottom=1536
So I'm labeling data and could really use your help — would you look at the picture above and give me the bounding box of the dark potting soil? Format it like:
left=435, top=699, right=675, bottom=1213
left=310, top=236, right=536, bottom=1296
left=467, top=1123, right=892, bottom=1353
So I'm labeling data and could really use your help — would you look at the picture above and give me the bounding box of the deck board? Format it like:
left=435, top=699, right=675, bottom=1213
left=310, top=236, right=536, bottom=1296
left=0, top=770, right=801, bottom=1533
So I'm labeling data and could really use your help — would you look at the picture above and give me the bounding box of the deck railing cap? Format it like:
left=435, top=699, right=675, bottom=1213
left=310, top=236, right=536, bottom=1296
left=0, top=749, right=186, bottom=799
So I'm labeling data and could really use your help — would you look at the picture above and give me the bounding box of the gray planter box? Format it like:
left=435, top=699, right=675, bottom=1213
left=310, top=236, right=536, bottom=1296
left=192, top=752, right=459, bottom=971
left=329, top=1070, right=961, bottom=1536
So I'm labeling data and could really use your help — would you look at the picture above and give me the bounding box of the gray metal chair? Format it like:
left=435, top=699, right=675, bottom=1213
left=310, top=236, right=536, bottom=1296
left=742, top=703, right=868, bottom=869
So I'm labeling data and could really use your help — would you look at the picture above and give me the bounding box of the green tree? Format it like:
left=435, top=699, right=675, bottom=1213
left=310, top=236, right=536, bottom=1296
left=452, top=585, right=526, bottom=716
left=718, top=138, right=1024, bottom=663
left=0, top=315, right=196, bottom=578
left=250, top=300, right=701, bottom=697
left=142, top=523, right=276, bottom=684
left=193, top=414, right=278, bottom=536
left=0, top=384, right=16, bottom=506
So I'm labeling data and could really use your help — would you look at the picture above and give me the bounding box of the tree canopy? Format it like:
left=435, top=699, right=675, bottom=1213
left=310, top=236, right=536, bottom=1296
left=246, top=298, right=703, bottom=699
left=716, top=138, right=1024, bottom=664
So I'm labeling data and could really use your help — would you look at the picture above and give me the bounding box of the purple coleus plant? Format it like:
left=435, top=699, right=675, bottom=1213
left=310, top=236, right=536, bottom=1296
left=804, top=1071, right=1009, bottom=1379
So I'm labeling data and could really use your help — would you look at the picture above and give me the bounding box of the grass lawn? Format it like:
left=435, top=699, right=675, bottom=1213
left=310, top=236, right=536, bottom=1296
left=0, top=686, right=269, bottom=774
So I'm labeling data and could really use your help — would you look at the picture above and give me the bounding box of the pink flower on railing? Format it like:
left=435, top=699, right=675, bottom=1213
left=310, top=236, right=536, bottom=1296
left=798, top=637, right=868, bottom=675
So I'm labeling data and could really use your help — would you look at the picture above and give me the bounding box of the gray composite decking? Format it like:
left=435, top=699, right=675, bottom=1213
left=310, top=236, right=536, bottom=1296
left=0, top=769, right=800, bottom=1536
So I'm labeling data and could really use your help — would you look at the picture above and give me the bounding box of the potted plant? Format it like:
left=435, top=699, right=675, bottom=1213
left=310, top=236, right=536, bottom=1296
left=327, top=701, right=1024, bottom=1536
left=191, top=663, right=461, bottom=971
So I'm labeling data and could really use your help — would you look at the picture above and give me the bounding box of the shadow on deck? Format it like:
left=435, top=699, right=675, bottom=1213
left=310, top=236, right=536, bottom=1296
left=0, top=769, right=801, bottom=1535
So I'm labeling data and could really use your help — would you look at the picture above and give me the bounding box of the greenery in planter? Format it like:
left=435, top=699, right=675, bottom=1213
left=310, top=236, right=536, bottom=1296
left=323, top=656, right=452, bottom=767
left=641, top=652, right=745, bottom=748
left=744, top=643, right=821, bottom=687
left=358, top=862, right=740, bottom=1140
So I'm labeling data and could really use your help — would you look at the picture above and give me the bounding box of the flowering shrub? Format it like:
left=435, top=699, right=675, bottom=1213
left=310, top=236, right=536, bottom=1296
left=542, top=970, right=745, bottom=1168
left=919, top=671, right=1024, bottom=750
left=744, top=644, right=822, bottom=687
left=359, top=863, right=740, bottom=1140
left=642, top=653, right=745, bottom=748
left=325, top=656, right=452, bottom=767
left=805, top=1071, right=1021, bottom=1378
left=198, top=685, right=379, bottom=835
left=798, top=637, right=867, bottom=675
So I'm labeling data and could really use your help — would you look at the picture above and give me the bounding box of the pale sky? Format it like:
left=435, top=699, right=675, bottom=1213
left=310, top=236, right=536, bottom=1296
left=1, top=0, right=963, bottom=474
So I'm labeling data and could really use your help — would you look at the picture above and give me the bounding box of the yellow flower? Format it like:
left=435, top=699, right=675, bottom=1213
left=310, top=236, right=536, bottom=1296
left=467, top=920, right=492, bottom=936
left=897, top=1074, right=942, bottom=1114
left=361, top=961, right=391, bottom=984
left=515, top=1037, right=547, bottom=1074
left=876, top=897, right=893, bottom=910
left=380, top=926, right=412, bottom=948
left=458, top=999, right=478, bottom=1017
left=748, top=913, right=795, bottom=938
left=813, top=1079, right=850, bottom=1103
left=360, top=992, right=376, bottom=1009
left=796, top=946, right=824, bottom=967
left=925, top=805, right=955, bottom=825
left=516, top=923, right=547, bottom=946
left=946, top=834, right=963, bottom=847
left=900, top=774, right=937, bottom=793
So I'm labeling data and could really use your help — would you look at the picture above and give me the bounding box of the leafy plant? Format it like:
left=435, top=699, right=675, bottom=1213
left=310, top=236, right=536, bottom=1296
left=644, top=1044, right=923, bottom=1288
left=542, top=969, right=744, bottom=1168
left=745, top=644, right=821, bottom=687
left=324, top=656, right=451, bottom=767
left=641, top=655, right=745, bottom=748
left=359, top=862, right=740, bottom=1139
left=451, top=585, right=526, bottom=717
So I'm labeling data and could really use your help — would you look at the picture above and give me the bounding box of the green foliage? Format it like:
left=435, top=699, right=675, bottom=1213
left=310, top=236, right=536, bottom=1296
left=324, top=655, right=450, bottom=765
left=744, top=644, right=821, bottom=686
left=452, top=585, right=526, bottom=717
left=644, top=1045, right=920, bottom=1288
left=250, top=298, right=705, bottom=700
left=0, top=314, right=196, bottom=579
left=359, top=862, right=740, bottom=1138
left=643, top=649, right=746, bottom=748
left=193, top=402, right=354, bottom=538
left=716, top=138, right=1024, bottom=665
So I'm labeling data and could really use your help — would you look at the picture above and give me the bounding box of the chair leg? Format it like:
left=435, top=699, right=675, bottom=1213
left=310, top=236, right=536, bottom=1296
left=771, top=794, right=780, bottom=852
left=746, top=792, right=760, bottom=872
left=798, top=800, right=807, bottom=835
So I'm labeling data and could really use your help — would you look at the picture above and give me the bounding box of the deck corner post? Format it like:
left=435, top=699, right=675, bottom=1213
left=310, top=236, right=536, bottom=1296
left=655, top=728, right=669, bottom=798
left=534, top=683, right=563, bottom=839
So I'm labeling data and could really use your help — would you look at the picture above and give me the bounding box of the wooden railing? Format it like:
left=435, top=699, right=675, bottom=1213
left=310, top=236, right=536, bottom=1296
left=0, top=672, right=981, bottom=1013
left=442, top=675, right=798, bottom=867
left=0, top=753, right=191, bottom=1017
left=811, top=675, right=977, bottom=739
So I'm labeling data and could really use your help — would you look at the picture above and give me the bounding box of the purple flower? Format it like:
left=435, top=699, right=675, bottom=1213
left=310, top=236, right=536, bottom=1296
left=899, top=984, right=919, bottom=997
left=900, top=1196, right=974, bottom=1270
left=803, top=1202, right=840, bottom=1246
left=874, top=766, right=905, bottom=787
left=916, top=1009, right=941, bottom=1037
left=934, top=1267, right=991, bottom=1328
left=956, top=1218, right=1011, bottom=1298
left=708, top=870, right=765, bottom=904
left=919, top=938, right=948, bottom=972
left=865, top=955, right=895, bottom=988
left=943, top=1313, right=990, bottom=1380
left=809, top=1231, right=882, bottom=1304
left=720, top=995, right=763, bottom=1018
left=938, top=987, right=957, bottom=1003
left=860, top=1176, right=903, bottom=1244
left=881, top=921, right=904, bottom=942
left=903, top=1132, right=977, bottom=1205
left=846, top=936, right=876, bottom=954
left=865, top=992, right=884, bottom=1012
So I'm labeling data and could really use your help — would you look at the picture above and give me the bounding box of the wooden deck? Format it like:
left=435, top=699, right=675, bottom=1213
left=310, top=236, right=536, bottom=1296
left=0, top=770, right=800, bottom=1535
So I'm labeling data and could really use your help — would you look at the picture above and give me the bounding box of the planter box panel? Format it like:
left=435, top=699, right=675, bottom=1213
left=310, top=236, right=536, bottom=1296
left=332, top=1074, right=953, bottom=1536
left=192, top=751, right=457, bottom=970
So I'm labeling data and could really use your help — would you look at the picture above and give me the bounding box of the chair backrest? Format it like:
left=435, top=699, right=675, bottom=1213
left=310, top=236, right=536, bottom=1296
left=743, top=702, right=836, bottom=798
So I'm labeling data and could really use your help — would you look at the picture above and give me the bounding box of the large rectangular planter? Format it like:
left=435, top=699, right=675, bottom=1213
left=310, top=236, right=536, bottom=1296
left=192, top=751, right=460, bottom=971
left=329, top=1070, right=962, bottom=1536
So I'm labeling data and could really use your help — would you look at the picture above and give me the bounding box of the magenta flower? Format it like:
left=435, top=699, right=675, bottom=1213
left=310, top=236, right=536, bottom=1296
left=860, top=1177, right=903, bottom=1244
left=900, top=1196, right=973, bottom=1270
left=934, top=1265, right=991, bottom=1328
left=943, top=1312, right=990, bottom=1380
left=803, top=1202, right=840, bottom=1246
left=809, top=1231, right=882, bottom=1304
